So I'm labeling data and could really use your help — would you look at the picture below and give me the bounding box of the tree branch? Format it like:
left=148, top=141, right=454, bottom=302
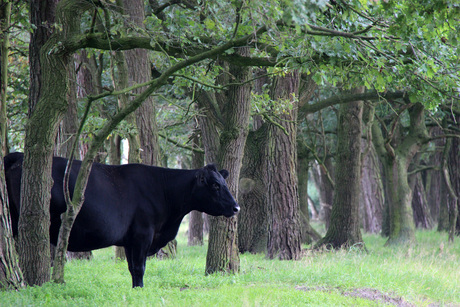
left=299, top=90, right=406, bottom=115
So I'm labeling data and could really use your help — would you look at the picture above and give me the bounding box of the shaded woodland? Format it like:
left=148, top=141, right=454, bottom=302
left=0, top=0, right=459, bottom=289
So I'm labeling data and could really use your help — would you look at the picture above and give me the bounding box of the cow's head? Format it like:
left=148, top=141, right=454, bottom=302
left=193, top=164, right=240, bottom=217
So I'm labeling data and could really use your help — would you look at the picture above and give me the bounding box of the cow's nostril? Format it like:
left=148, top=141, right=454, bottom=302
left=233, top=205, right=240, bottom=213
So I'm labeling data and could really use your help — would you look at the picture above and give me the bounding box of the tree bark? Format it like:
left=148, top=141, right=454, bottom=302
left=409, top=169, right=433, bottom=229
left=0, top=146, right=25, bottom=290
left=238, top=124, right=269, bottom=253
left=426, top=127, right=444, bottom=221
left=373, top=102, right=429, bottom=246
left=360, top=140, right=384, bottom=233
left=237, top=70, right=268, bottom=254
left=266, top=72, right=302, bottom=260
left=0, top=2, right=24, bottom=289
left=0, top=0, right=10, bottom=155
left=315, top=89, right=364, bottom=249
left=311, top=158, right=335, bottom=229
left=28, top=0, right=57, bottom=117
left=188, top=130, right=204, bottom=246
left=205, top=48, right=252, bottom=274
left=20, top=0, right=89, bottom=286
left=122, top=0, right=161, bottom=166
left=57, top=51, right=93, bottom=262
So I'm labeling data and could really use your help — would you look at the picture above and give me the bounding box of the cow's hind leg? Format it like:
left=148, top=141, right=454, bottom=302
left=124, top=243, right=149, bottom=288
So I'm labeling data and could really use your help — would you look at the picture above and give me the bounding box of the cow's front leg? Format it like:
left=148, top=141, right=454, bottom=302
left=124, top=244, right=148, bottom=288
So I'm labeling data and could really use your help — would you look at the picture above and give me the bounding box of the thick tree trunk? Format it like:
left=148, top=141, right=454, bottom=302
left=316, top=90, right=364, bottom=249
left=237, top=71, right=268, bottom=254
left=266, top=72, right=302, bottom=260
left=21, top=0, right=89, bottom=286
left=373, top=103, right=428, bottom=246
left=238, top=125, right=269, bottom=253
left=28, top=0, right=57, bottom=116
left=122, top=0, right=161, bottom=166
left=205, top=48, right=251, bottom=274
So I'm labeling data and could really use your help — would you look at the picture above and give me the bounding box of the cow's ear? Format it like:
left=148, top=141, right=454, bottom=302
left=219, top=169, right=229, bottom=179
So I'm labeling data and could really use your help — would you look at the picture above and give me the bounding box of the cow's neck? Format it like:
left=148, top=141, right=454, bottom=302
left=158, top=167, right=195, bottom=218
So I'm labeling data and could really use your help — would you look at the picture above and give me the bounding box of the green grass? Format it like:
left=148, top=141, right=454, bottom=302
left=1, top=224, right=459, bottom=306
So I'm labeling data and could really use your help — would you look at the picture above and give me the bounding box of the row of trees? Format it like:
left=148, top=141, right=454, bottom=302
left=1, top=0, right=459, bottom=290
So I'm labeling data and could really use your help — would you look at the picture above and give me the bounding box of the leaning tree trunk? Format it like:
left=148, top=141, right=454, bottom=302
left=266, top=72, right=302, bottom=260
left=315, top=89, right=364, bottom=249
left=58, top=51, right=94, bottom=262
left=205, top=47, right=251, bottom=274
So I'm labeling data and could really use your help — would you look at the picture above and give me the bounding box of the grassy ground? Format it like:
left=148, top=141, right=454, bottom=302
left=1, top=223, right=459, bottom=306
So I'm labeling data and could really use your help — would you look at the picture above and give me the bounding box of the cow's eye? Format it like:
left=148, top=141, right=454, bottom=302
left=212, top=183, right=220, bottom=191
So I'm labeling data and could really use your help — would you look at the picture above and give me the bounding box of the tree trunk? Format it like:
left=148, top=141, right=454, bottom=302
left=266, top=72, right=302, bottom=260
left=426, top=127, right=444, bottom=221
left=57, top=51, right=94, bottom=262
left=188, top=130, right=204, bottom=246
left=0, top=148, right=25, bottom=290
left=28, top=0, right=57, bottom=117
left=237, top=70, right=268, bottom=254
left=373, top=103, right=429, bottom=246
left=311, top=158, right=334, bottom=229
left=315, top=89, right=364, bottom=249
left=0, top=0, right=10, bottom=155
left=359, top=140, right=384, bottom=234
left=20, top=0, right=87, bottom=286
left=205, top=48, right=251, bottom=274
left=0, top=2, right=24, bottom=289
left=122, top=0, right=161, bottom=166
left=445, top=115, right=460, bottom=240
left=297, top=142, right=322, bottom=243
left=238, top=125, right=269, bottom=253
left=409, top=170, right=433, bottom=229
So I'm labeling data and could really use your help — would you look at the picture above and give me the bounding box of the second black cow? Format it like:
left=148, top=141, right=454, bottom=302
left=4, top=152, right=240, bottom=288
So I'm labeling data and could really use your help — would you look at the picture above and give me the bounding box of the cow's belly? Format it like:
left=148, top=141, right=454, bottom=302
left=51, top=200, right=133, bottom=252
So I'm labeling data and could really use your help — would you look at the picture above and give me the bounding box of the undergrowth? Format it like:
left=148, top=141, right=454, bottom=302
left=1, top=223, right=459, bottom=306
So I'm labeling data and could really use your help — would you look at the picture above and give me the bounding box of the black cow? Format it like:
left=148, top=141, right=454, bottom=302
left=4, top=152, right=239, bottom=287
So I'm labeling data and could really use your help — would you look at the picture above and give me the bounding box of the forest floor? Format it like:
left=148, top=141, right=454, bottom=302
left=1, top=221, right=459, bottom=306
